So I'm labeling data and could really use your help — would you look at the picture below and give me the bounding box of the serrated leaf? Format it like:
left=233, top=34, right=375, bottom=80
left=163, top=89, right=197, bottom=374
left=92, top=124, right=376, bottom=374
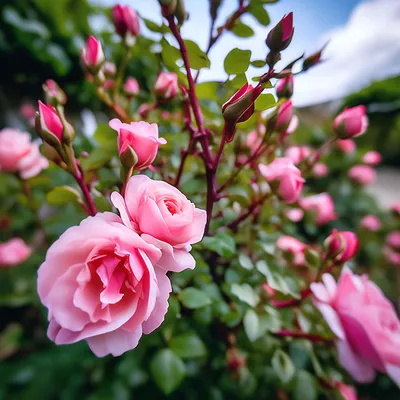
left=224, top=48, right=251, bottom=75
left=178, top=287, right=212, bottom=309
left=255, top=93, right=276, bottom=111
left=170, top=332, right=207, bottom=358
left=272, top=349, right=295, bottom=384
left=231, top=283, right=259, bottom=307
left=185, top=40, right=210, bottom=70
left=46, top=186, right=81, bottom=206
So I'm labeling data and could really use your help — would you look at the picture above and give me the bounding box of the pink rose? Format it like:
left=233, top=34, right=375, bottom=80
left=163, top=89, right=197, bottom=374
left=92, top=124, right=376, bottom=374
left=325, top=229, right=359, bottom=263
left=362, top=151, right=381, bottom=166
left=360, top=215, right=381, bottom=232
left=109, top=119, right=166, bottom=170
left=266, top=12, right=294, bottom=52
left=337, top=139, right=356, bottom=153
left=111, top=175, right=207, bottom=272
left=37, top=212, right=171, bottom=357
left=311, top=268, right=400, bottom=386
left=0, top=238, right=31, bottom=267
left=123, top=77, right=139, bottom=96
left=154, top=72, right=178, bottom=100
left=348, top=165, right=376, bottom=185
left=0, top=128, right=49, bottom=179
left=313, top=162, right=328, bottom=177
left=112, top=4, right=140, bottom=38
left=285, top=208, right=304, bottom=222
left=275, top=100, right=292, bottom=132
left=81, top=36, right=104, bottom=70
left=38, top=101, right=64, bottom=142
left=333, top=105, right=368, bottom=139
left=285, top=145, right=312, bottom=165
left=276, top=235, right=307, bottom=266
left=259, top=157, right=305, bottom=203
left=299, top=193, right=337, bottom=225
left=386, top=231, right=400, bottom=251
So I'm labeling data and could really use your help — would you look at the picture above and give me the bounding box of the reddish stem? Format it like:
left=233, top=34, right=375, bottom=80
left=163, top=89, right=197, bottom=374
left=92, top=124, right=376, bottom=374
left=73, top=162, right=97, bottom=216
left=276, top=329, right=333, bottom=343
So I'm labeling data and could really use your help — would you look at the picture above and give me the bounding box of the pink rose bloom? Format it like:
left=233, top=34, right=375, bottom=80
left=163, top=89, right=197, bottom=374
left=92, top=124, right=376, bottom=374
left=0, top=128, right=49, bottom=179
left=275, top=100, right=292, bottom=132
left=337, top=139, right=356, bottom=153
left=276, top=235, right=307, bottom=266
left=111, top=175, right=206, bottom=272
left=81, top=36, right=104, bottom=69
left=109, top=119, right=166, bottom=170
left=154, top=72, right=178, bottom=100
left=360, top=215, right=381, bottom=232
left=333, top=105, right=368, bottom=139
left=123, top=77, right=139, bottom=96
left=311, top=268, right=400, bottom=386
left=386, top=231, right=400, bottom=251
left=335, top=382, right=358, bottom=400
left=325, top=229, right=359, bottom=263
left=348, top=165, right=376, bottom=185
left=299, top=193, right=337, bottom=225
left=285, top=208, right=304, bottom=222
left=362, top=151, right=381, bottom=166
left=37, top=212, right=171, bottom=357
left=285, top=145, right=312, bottom=165
left=0, top=238, right=31, bottom=267
left=112, top=4, right=140, bottom=38
left=246, top=130, right=262, bottom=152
left=313, top=162, right=328, bottom=177
left=259, top=157, right=305, bottom=203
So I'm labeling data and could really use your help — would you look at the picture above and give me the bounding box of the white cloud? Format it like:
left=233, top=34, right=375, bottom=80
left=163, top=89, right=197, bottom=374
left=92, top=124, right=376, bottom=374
left=293, top=0, right=400, bottom=107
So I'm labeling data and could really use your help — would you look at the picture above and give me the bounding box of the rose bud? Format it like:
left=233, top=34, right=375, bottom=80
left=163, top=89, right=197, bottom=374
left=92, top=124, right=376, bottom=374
left=278, top=115, right=298, bottom=143
left=222, top=82, right=263, bottom=142
left=81, top=36, right=104, bottom=72
left=0, top=238, right=31, bottom=267
left=138, top=103, right=154, bottom=118
left=276, top=235, right=307, bottom=266
left=154, top=72, right=178, bottom=100
left=362, top=150, right=381, bottom=165
left=42, top=79, right=67, bottom=105
left=285, top=145, right=312, bottom=165
left=391, top=203, right=400, bottom=217
left=299, top=193, right=337, bottom=226
left=158, top=0, right=178, bottom=17
left=123, top=77, right=139, bottom=97
left=333, top=105, right=368, bottom=139
left=313, top=162, right=328, bottom=178
left=37, top=101, right=64, bottom=145
left=335, top=382, right=358, bottom=400
left=266, top=12, right=294, bottom=52
left=103, top=61, right=116, bottom=77
left=20, top=103, right=36, bottom=125
left=103, top=80, right=115, bottom=90
left=259, top=157, right=305, bottom=203
left=311, top=268, right=400, bottom=387
left=302, top=44, right=326, bottom=71
left=324, top=229, right=359, bottom=263
left=273, top=100, right=292, bottom=132
left=246, top=129, right=263, bottom=152
left=276, top=74, right=294, bottom=99
left=348, top=165, right=376, bottom=185
left=112, top=4, right=140, bottom=38
left=360, top=215, right=381, bottom=232
left=285, top=208, right=304, bottom=222
left=109, top=118, right=167, bottom=171
left=337, top=139, right=356, bottom=153
left=386, top=231, right=400, bottom=252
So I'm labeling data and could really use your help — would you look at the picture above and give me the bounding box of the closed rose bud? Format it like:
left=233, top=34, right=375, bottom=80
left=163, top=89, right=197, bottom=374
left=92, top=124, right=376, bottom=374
left=337, top=139, right=356, bottom=153
left=276, top=235, right=307, bottom=266
left=325, top=229, right=358, bottom=263
left=362, top=150, right=381, bottom=165
left=42, top=79, right=67, bottom=105
left=81, top=36, right=104, bottom=72
left=274, top=100, right=292, bottom=132
left=103, top=80, right=115, bottom=90
left=158, top=0, right=178, bottom=17
left=313, top=162, right=328, bottom=177
left=285, top=145, right=312, bottom=165
left=276, top=75, right=294, bottom=98
left=302, top=45, right=326, bottom=71
left=154, top=72, right=178, bottom=101
left=348, top=165, right=376, bottom=185
left=360, top=215, right=381, bottom=232
left=391, top=203, right=400, bottom=217
left=299, top=193, right=337, bottom=226
left=0, top=238, right=31, bottom=267
left=37, top=101, right=64, bottom=145
left=112, top=4, right=140, bottom=38
left=109, top=118, right=167, bottom=171
left=386, top=231, right=400, bottom=251
left=333, top=105, right=368, bottom=139
left=123, top=77, right=139, bottom=96
left=266, top=13, right=294, bottom=52
left=285, top=208, right=304, bottom=222
left=259, top=157, right=305, bottom=203
left=103, top=61, right=116, bottom=77
left=279, top=115, right=299, bottom=142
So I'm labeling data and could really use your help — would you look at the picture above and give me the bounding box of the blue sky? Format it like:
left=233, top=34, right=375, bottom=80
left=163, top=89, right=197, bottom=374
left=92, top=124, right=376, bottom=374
left=93, top=0, right=400, bottom=106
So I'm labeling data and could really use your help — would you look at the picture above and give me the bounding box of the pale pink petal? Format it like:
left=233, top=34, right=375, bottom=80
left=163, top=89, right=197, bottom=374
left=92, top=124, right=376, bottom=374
left=110, top=192, right=133, bottom=229
left=386, top=364, right=400, bottom=388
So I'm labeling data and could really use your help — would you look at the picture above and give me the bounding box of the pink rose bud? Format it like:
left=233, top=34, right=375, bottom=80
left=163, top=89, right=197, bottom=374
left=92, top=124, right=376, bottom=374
left=0, top=128, right=49, bottom=179
left=42, top=79, right=67, bottom=105
left=246, top=130, right=263, bottom=152
left=266, top=12, right=294, bottom=52
left=112, top=4, right=140, bottom=38
left=313, top=162, right=328, bottom=177
left=111, top=175, right=207, bottom=272
left=299, top=193, right=337, bottom=226
left=360, top=215, right=381, bottom=232
left=81, top=36, right=104, bottom=72
left=20, top=103, right=36, bottom=125
left=37, top=212, right=173, bottom=357
left=335, top=382, right=358, bottom=400
left=337, top=139, right=356, bottom=153
left=123, top=77, right=139, bottom=96
left=285, top=145, right=312, bottom=165
left=262, top=283, right=276, bottom=297
left=37, top=101, right=64, bottom=144
left=154, top=72, right=178, bottom=100
left=302, top=44, right=326, bottom=71
left=285, top=208, right=304, bottom=222
left=0, top=238, right=31, bottom=267
left=348, top=165, right=376, bottom=185
left=279, top=115, right=299, bottom=142
left=311, top=268, right=400, bottom=387
left=386, top=231, right=400, bottom=251
left=103, top=61, right=116, bottom=77
left=274, top=100, right=293, bottom=132
left=325, top=229, right=359, bottom=263
left=259, top=157, right=305, bottom=203
left=103, top=79, right=115, bottom=90
left=362, top=150, right=381, bottom=165
left=227, top=348, right=246, bottom=371
left=333, top=105, right=368, bottom=139
left=385, top=248, right=400, bottom=266
left=276, top=235, right=307, bottom=266
left=109, top=119, right=166, bottom=171
left=276, top=74, right=294, bottom=99
left=222, top=82, right=263, bottom=142
left=138, top=103, right=154, bottom=118
left=391, top=203, right=400, bottom=217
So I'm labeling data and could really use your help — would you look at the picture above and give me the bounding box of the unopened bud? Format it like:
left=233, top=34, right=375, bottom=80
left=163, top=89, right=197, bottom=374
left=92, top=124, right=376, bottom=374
left=103, top=61, right=116, bottom=77
left=123, top=77, right=140, bottom=97
left=36, top=101, right=63, bottom=147
left=266, top=13, right=294, bottom=52
left=112, top=4, right=140, bottom=38
left=43, top=79, right=67, bottom=106
left=81, top=36, right=104, bottom=74
left=175, top=0, right=187, bottom=25
left=324, top=229, right=359, bottom=263
left=210, top=0, right=222, bottom=20
left=158, top=0, right=177, bottom=17
left=120, top=145, right=139, bottom=169
left=333, top=106, right=368, bottom=139
left=304, top=248, right=321, bottom=269
left=302, top=44, right=327, bottom=71
left=276, top=75, right=294, bottom=99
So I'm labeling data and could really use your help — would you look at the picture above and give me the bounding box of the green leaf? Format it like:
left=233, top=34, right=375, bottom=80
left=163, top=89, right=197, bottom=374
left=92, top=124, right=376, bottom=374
left=248, top=3, right=270, bottom=26
left=184, top=40, right=210, bottom=70
left=255, top=93, right=276, bottom=111
left=94, top=123, right=118, bottom=149
left=46, top=186, right=81, bottom=206
left=238, top=254, right=253, bottom=270
left=150, top=349, right=185, bottom=395
left=161, top=37, right=181, bottom=72
left=251, top=59, right=267, bottom=68
left=231, top=283, right=260, bottom=307
left=142, top=18, right=169, bottom=34
left=225, top=73, right=248, bottom=89
left=224, top=48, right=251, bottom=75
left=178, top=287, right=212, bottom=309
left=81, top=148, right=115, bottom=171
left=170, top=332, right=207, bottom=358
left=272, top=349, right=295, bottom=384
left=230, top=20, right=254, bottom=38
left=243, top=309, right=260, bottom=341
left=202, top=232, right=236, bottom=258
left=293, top=371, right=318, bottom=400
left=196, top=81, right=220, bottom=101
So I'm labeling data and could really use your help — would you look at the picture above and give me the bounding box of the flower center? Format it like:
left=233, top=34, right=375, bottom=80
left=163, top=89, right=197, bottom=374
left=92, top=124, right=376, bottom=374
left=165, top=200, right=179, bottom=215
